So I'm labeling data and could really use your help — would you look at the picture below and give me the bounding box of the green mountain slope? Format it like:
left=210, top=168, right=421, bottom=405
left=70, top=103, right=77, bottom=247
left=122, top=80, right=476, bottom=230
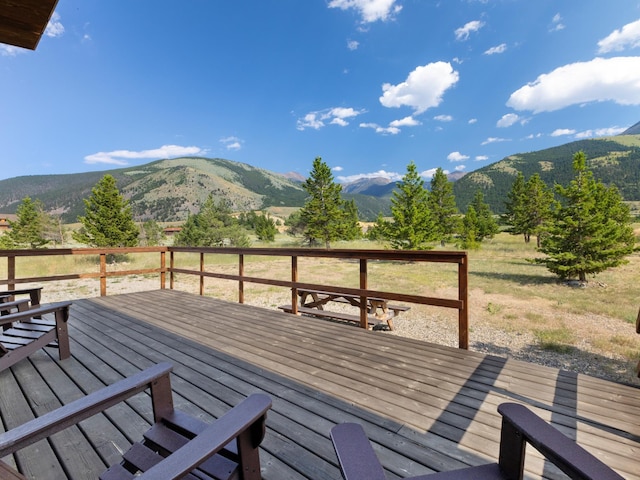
left=0, top=157, right=312, bottom=223
left=453, top=135, right=640, bottom=213
left=0, top=157, right=390, bottom=223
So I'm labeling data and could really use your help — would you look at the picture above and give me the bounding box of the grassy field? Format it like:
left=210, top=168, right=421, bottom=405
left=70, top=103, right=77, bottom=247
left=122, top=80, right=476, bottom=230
left=2, top=229, right=639, bottom=384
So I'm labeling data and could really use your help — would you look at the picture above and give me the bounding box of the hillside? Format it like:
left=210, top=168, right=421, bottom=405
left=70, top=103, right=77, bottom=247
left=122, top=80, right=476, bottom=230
left=453, top=135, right=640, bottom=213
left=0, top=157, right=391, bottom=223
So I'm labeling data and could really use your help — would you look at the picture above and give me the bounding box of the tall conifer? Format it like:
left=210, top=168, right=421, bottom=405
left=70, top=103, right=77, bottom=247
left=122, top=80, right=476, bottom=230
left=428, top=168, right=459, bottom=246
left=536, top=151, right=635, bottom=281
left=387, top=161, right=436, bottom=250
left=73, top=175, right=139, bottom=250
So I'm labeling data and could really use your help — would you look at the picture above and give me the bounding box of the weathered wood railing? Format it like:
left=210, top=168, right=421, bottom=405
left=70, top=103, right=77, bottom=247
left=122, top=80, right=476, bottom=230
left=0, top=247, right=469, bottom=348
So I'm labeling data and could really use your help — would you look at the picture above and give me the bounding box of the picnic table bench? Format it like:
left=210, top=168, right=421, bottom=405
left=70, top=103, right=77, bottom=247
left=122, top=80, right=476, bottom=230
left=279, top=289, right=410, bottom=330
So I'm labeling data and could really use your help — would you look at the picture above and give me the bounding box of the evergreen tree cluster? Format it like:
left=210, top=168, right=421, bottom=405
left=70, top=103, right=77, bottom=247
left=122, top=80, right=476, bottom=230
left=367, top=162, right=498, bottom=250
left=174, top=195, right=250, bottom=247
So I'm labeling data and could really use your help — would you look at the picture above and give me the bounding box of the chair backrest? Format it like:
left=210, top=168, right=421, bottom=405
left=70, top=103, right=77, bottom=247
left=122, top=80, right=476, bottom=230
left=330, top=402, right=624, bottom=480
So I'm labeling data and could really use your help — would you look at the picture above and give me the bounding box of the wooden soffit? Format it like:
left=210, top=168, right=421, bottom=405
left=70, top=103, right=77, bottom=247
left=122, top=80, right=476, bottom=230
left=0, top=0, right=59, bottom=50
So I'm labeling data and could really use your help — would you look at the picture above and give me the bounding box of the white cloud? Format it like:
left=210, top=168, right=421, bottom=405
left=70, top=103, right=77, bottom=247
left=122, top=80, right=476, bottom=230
left=507, top=57, right=640, bottom=113
left=220, top=136, right=243, bottom=151
left=549, top=13, right=565, bottom=32
left=455, top=20, right=484, bottom=41
left=475, top=155, right=489, bottom=161
left=434, top=114, right=453, bottom=122
left=359, top=122, right=400, bottom=135
left=574, top=126, right=627, bottom=138
left=347, top=39, right=360, bottom=50
left=481, top=137, right=509, bottom=145
left=597, top=19, right=640, bottom=53
left=468, top=118, right=478, bottom=124
left=85, top=145, right=205, bottom=165
left=333, top=166, right=344, bottom=172
left=551, top=128, right=576, bottom=137
left=389, top=116, right=421, bottom=127
left=484, top=43, right=507, bottom=55
left=526, top=133, right=543, bottom=139
left=420, top=168, right=443, bottom=179
left=0, top=45, right=24, bottom=56
left=328, top=0, right=402, bottom=23
left=496, top=113, right=520, bottom=128
left=297, top=107, right=365, bottom=130
left=337, top=169, right=403, bottom=183
left=447, top=151, right=469, bottom=162
left=379, top=62, right=459, bottom=114
left=45, top=12, right=65, bottom=38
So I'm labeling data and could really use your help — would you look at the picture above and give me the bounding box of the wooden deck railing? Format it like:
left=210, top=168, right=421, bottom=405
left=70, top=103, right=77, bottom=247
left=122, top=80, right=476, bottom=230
left=0, top=247, right=469, bottom=348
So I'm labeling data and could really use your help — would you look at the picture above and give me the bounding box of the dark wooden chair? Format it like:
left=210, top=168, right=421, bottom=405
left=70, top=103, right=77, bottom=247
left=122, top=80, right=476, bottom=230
left=331, top=402, right=624, bottom=480
left=0, top=300, right=72, bottom=371
left=0, top=362, right=272, bottom=480
left=0, top=287, right=43, bottom=307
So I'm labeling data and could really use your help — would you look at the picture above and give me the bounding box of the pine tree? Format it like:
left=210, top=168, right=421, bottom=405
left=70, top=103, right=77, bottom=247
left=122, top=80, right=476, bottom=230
left=523, top=173, right=554, bottom=247
left=428, top=168, right=460, bottom=246
left=140, top=219, right=165, bottom=246
left=174, top=195, right=250, bottom=247
left=365, top=213, right=389, bottom=242
left=6, top=197, right=50, bottom=249
left=73, top=175, right=139, bottom=250
left=503, top=172, right=554, bottom=246
left=339, top=199, right=362, bottom=241
left=536, top=151, right=636, bottom=282
left=387, top=161, right=436, bottom=250
left=457, top=205, right=480, bottom=250
left=469, top=190, right=499, bottom=242
left=255, top=213, right=278, bottom=242
left=299, top=157, right=348, bottom=249
left=503, top=171, right=528, bottom=241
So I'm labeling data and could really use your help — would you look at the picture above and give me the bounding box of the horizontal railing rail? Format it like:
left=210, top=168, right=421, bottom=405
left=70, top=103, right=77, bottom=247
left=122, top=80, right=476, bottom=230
left=0, top=246, right=469, bottom=348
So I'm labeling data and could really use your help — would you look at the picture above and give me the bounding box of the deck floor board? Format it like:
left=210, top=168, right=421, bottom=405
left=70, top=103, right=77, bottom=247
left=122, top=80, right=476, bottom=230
left=0, top=289, right=637, bottom=479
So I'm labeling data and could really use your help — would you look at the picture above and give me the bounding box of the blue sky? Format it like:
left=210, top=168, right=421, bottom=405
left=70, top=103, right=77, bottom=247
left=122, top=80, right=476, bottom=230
left=1, top=0, right=640, bottom=183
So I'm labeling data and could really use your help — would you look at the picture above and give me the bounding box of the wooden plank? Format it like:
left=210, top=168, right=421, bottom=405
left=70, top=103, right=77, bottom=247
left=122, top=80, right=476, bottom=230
left=0, top=290, right=637, bottom=480
left=7, top=354, right=108, bottom=478
left=107, top=290, right=636, bottom=478
left=68, top=301, right=346, bottom=480
left=0, top=361, right=68, bottom=479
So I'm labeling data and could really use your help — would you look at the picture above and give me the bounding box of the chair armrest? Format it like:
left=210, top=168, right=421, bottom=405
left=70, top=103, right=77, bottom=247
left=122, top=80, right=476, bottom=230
left=0, top=363, right=173, bottom=458
left=0, top=301, right=71, bottom=327
left=139, top=393, right=272, bottom=480
left=330, top=423, right=387, bottom=480
left=498, top=403, right=624, bottom=480
left=0, top=288, right=42, bottom=306
left=0, top=299, right=30, bottom=313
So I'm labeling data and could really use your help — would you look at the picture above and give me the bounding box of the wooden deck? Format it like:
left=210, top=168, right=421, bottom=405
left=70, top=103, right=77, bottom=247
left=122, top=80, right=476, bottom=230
left=0, top=289, right=638, bottom=479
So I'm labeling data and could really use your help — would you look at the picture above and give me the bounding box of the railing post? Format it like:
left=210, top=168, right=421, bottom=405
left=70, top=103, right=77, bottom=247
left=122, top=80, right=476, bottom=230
left=7, top=255, right=15, bottom=291
left=160, top=251, right=166, bottom=290
left=100, top=253, right=107, bottom=296
left=458, top=254, right=469, bottom=349
left=170, top=251, right=175, bottom=290
left=199, top=252, right=204, bottom=296
left=239, top=254, right=244, bottom=304
left=291, top=256, right=298, bottom=315
left=359, top=259, right=368, bottom=329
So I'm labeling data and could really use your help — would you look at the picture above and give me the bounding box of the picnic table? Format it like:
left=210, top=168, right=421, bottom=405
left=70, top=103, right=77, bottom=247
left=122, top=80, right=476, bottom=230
left=279, top=289, right=410, bottom=331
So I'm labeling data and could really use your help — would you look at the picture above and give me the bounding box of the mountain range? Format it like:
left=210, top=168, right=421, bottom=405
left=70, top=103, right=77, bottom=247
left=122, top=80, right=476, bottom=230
left=0, top=130, right=639, bottom=222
